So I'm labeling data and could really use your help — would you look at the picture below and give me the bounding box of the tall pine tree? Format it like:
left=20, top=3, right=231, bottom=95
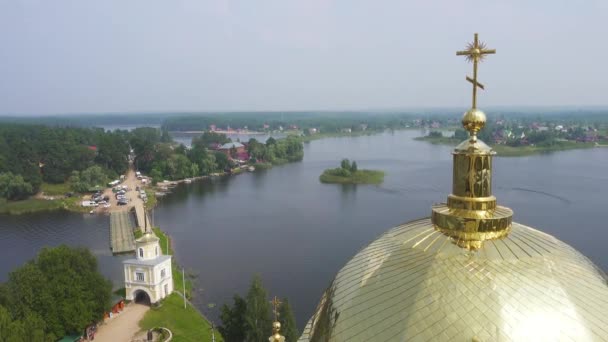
left=279, top=298, right=298, bottom=342
left=244, top=275, right=272, bottom=342
left=218, top=295, right=247, bottom=342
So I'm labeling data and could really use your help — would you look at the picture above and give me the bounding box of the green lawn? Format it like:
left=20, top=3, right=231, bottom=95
left=41, top=182, right=72, bottom=196
left=0, top=198, right=64, bottom=214
left=320, top=169, right=385, bottom=185
left=139, top=293, right=222, bottom=342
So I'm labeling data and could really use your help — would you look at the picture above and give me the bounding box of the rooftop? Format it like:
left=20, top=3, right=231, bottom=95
left=123, top=254, right=171, bottom=266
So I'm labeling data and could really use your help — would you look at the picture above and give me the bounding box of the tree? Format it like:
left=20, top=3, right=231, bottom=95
left=130, top=127, right=162, bottom=172
left=214, top=152, right=230, bottom=171
left=266, top=137, right=277, bottom=146
left=0, top=172, right=34, bottom=200
left=350, top=161, right=358, bottom=173
left=6, top=245, right=112, bottom=338
left=69, top=166, right=108, bottom=193
left=340, top=159, right=351, bottom=171
left=244, top=275, right=272, bottom=342
left=218, top=295, right=247, bottom=342
left=278, top=298, right=298, bottom=342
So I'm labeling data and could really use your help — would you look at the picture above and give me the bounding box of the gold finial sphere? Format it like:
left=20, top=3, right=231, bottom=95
left=462, top=108, right=486, bottom=136
left=273, top=322, right=281, bottom=330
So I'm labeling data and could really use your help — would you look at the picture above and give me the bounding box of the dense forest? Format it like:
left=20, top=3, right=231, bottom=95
left=0, top=124, right=131, bottom=200
left=0, top=123, right=305, bottom=201
left=0, top=246, right=112, bottom=341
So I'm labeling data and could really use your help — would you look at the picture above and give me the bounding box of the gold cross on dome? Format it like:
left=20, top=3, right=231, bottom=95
left=270, top=296, right=282, bottom=321
left=456, top=33, right=496, bottom=109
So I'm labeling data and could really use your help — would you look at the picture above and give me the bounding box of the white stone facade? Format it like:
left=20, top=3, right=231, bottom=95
left=123, top=232, right=173, bottom=304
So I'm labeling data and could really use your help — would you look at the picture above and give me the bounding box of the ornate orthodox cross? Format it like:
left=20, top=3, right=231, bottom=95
left=270, top=296, right=282, bottom=321
left=456, top=33, right=496, bottom=109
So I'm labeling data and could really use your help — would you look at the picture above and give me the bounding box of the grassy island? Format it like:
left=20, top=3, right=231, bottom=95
left=320, top=159, right=384, bottom=185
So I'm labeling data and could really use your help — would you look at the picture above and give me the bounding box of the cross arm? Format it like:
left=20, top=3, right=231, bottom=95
left=466, top=76, right=485, bottom=89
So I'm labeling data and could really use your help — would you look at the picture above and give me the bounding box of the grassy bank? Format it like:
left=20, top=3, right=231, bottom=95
left=140, top=228, right=220, bottom=341
left=253, top=162, right=273, bottom=170
left=145, top=189, right=158, bottom=208
left=40, top=182, right=71, bottom=196
left=139, top=293, right=222, bottom=342
left=0, top=197, right=87, bottom=215
left=153, top=228, right=193, bottom=298
left=414, top=136, right=596, bottom=156
left=320, top=169, right=385, bottom=185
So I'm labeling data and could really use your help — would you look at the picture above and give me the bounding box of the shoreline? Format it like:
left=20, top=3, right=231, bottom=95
left=4, top=129, right=599, bottom=216
left=414, top=136, right=598, bottom=156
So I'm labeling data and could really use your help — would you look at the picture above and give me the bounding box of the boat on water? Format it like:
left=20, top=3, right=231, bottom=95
left=184, top=178, right=192, bottom=184
left=248, top=166, right=255, bottom=172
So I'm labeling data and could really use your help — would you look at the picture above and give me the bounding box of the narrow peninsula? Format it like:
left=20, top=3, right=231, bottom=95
left=320, top=159, right=384, bottom=185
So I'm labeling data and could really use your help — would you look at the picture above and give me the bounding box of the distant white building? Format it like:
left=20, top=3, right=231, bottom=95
left=123, top=230, right=173, bottom=304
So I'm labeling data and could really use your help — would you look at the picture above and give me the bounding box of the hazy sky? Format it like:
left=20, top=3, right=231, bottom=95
left=1, top=0, right=607, bottom=115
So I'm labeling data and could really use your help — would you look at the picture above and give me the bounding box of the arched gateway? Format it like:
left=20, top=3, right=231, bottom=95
left=133, top=289, right=152, bottom=305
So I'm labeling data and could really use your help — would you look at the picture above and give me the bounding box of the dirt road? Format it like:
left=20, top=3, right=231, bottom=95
left=97, top=168, right=147, bottom=215
left=94, top=303, right=149, bottom=342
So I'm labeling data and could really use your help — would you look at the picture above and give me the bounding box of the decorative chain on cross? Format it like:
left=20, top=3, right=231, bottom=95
left=456, top=33, right=496, bottom=109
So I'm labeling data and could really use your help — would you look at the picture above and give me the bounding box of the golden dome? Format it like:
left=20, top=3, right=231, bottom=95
left=298, top=219, right=608, bottom=341
left=136, top=230, right=160, bottom=244
left=299, top=34, right=608, bottom=341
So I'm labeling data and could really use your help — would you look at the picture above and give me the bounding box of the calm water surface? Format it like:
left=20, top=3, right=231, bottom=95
left=1, top=130, right=607, bottom=328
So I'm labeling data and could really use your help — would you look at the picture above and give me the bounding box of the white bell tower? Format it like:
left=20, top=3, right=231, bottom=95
left=123, top=229, right=173, bottom=304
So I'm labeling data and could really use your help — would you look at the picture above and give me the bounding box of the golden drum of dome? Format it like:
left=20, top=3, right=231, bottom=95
left=298, top=219, right=608, bottom=341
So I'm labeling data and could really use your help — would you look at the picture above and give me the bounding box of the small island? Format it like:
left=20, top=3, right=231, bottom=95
left=320, top=159, right=384, bottom=185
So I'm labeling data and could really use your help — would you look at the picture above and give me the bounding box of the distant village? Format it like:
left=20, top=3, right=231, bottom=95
left=415, top=117, right=608, bottom=146
left=201, top=115, right=607, bottom=147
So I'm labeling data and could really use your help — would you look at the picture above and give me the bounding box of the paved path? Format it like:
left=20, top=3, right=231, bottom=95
left=94, top=303, right=150, bottom=342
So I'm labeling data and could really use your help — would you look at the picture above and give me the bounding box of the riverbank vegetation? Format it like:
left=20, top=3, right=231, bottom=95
left=320, top=159, right=385, bottom=185
left=153, top=228, right=193, bottom=298
left=416, top=128, right=598, bottom=156
left=143, top=132, right=303, bottom=183
left=0, top=245, right=112, bottom=341
left=219, top=275, right=298, bottom=342
left=0, top=196, right=85, bottom=215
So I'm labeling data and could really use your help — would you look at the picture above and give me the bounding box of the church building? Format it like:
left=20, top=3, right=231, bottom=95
left=123, top=229, right=173, bottom=304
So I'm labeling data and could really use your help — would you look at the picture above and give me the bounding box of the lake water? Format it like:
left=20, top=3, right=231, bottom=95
left=1, top=130, right=607, bottom=329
